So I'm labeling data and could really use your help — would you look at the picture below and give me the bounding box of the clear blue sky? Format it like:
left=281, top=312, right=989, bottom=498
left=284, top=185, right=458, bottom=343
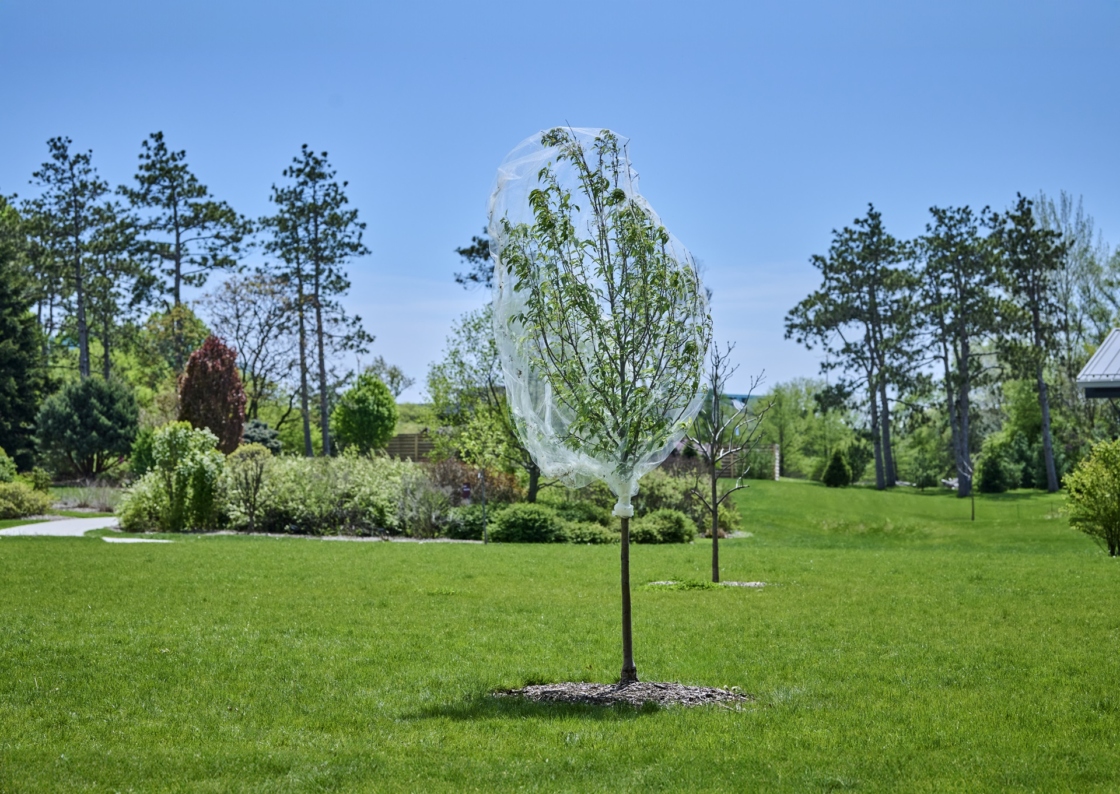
left=2, top=1, right=1117, bottom=400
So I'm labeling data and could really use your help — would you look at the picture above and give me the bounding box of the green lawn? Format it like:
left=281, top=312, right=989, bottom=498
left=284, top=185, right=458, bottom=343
left=1, top=480, right=1118, bottom=791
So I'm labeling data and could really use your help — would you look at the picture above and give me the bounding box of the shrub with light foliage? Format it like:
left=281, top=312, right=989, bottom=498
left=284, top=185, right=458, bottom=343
left=1065, top=438, right=1120, bottom=556
left=0, top=481, right=50, bottom=519
left=118, top=422, right=224, bottom=532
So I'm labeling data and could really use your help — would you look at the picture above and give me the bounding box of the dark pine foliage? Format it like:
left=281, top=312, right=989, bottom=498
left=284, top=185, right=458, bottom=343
left=35, top=377, right=138, bottom=476
left=178, top=336, right=247, bottom=454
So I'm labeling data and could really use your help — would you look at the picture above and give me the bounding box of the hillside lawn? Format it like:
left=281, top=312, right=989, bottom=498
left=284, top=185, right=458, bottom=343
left=1, top=479, right=1118, bottom=791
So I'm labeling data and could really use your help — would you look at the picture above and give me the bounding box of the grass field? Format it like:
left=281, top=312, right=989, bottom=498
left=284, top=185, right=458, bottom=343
left=2, top=479, right=1118, bottom=791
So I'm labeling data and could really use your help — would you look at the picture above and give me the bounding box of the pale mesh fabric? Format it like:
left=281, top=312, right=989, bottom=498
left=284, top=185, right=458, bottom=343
left=488, top=128, right=710, bottom=515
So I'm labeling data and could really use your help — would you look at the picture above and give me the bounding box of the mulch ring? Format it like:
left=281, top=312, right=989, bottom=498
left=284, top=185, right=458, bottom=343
left=494, top=681, right=754, bottom=708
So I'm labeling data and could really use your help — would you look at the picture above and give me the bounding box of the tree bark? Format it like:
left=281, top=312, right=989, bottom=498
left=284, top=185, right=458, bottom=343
left=879, top=381, right=895, bottom=486
left=296, top=284, right=313, bottom=458
left=711, top=459, right=720, bottom=583
left=619, top=516, right=637, bottom=684
left=102, top=315, right=111, bottom=381
left=869, top=380, right=884, bottom=490
left=315, top=293, right=331, bottom=457
left=1037, top=363, right=1059, bottom=492
left=526, top=462, right=540, bottom=503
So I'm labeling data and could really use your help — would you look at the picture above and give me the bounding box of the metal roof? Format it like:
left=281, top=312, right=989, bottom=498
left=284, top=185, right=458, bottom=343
left=1077, top=329, right=1120, bottom=391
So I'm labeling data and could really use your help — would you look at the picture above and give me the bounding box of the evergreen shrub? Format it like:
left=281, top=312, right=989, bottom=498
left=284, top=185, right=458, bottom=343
left=822, top=449, right=852, bottom=487
left=35, top=377, right=139, bottom=476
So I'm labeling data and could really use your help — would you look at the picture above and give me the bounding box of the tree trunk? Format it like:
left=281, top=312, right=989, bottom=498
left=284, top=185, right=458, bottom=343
left=957, top=334, right=974, bottom=498
left=711, top=459, right=720, bottom=583
left=869, top=382, right=884, bottom=490
left=879, top=381, right=895, bottom=486
left=941, top=347, right=963, bottom=496
left=526, top=462, right=540, bottom=503
left=619, top=516, right=637, bottom=685
left=315, top=292, right=331, bottom=457
left=1037, top=363, right=1059, bottom=492
left=296, top=290, right=313, bottom=458
left=75, top=253, right=90, bottom=379
left=102, top=315, right=111, bottom=381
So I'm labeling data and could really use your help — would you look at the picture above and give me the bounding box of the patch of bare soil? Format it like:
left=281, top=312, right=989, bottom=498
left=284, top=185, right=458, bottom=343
left=494, top=681, right=753, bottom=708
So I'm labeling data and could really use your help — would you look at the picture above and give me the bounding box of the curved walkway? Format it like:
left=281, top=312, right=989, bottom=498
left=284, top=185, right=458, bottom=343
left=0, top=516, right=120, bottom=537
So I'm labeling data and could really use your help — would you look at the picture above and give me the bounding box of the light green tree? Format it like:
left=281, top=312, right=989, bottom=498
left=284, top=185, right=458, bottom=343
left=491, top=128, right=710, bottom=684
left=330, top=373, right=397, bottom=454
left=1065, top=438, right=1120, bottom=556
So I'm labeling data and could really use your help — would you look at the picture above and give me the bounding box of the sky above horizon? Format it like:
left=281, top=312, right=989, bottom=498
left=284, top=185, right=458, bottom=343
left=2, top=1, right=1118, bottom=401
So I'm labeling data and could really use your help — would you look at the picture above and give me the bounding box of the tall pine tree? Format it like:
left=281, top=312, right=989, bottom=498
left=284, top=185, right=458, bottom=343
left=262, top=146, right=372, bottom=457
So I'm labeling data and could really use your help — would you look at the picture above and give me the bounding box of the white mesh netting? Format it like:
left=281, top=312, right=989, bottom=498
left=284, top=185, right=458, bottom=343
left=488, top=128, right=712, bottom=516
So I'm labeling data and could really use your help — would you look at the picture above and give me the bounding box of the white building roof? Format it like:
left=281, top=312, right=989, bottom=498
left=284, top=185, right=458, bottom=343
left=1077, top=329, right=1120, bottom=388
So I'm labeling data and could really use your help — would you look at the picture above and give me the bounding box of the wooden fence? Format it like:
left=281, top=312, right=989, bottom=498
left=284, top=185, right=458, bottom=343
left=385, top=432, right=436, bottom=461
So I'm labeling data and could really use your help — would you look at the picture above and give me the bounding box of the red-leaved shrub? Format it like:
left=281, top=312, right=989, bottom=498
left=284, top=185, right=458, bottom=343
left=178, top=336, right=246, bottom=454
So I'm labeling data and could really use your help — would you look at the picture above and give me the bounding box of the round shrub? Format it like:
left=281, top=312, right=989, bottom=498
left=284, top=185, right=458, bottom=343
left=632, top=508, right=695, bottom=544
left=0, top=481, right=51, bottom=519
left=977, top=436, right=1017, bottom=494
left=243, top=419, right=282, bottom=454
left=489, top=503, right=567, bottom=543
left=129, top=426, right=155, bottom=478
left=566, top=521, right=620, bottom=544
left=331, top=374, right=398, bottom=454
left=554, top=500, right=612, bottom=527
left=1066, top=438, right=1120, bottom=556
left=822, top=449, right=851, bottom=487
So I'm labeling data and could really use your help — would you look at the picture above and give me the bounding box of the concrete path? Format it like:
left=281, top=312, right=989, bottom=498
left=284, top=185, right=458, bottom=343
left=0, top=516, right=120, bottom=537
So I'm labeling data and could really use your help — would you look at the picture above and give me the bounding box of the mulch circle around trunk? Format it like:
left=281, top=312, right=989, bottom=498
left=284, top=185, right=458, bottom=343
left=494, top=681, right=753, bottom=708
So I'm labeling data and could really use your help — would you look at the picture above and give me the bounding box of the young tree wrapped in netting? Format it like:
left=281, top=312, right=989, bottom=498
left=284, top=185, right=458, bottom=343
left=489, top=128, right=711, bottom=684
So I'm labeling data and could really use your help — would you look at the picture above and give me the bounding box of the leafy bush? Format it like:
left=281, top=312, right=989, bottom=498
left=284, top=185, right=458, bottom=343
left=35, top=377, right=139, bottom=476
left=178, top=336, right=246, bottom=455
left=977, top=435, right=1018, bottom=494
left=395, top=466, right=452, bottom=538
left=17, top=467, right=51, bottom=493
left=118, top=422, right=224, bottom=532
left=822, top=449, right=851, bottom=487
left=331, top=373, right=397, bottom=453
left=631, top=509, right=695, bottom=544
left=845, top=439, right=874, bottom=484
left=0, top=481, right=51, bottom=519
left=243, top=419, right=282, bottom=454
left=225, top=444, right=272, bottom=533
left=1065, top=438, right=1120, bottom=556
left=253, top=454, right=415, bottom=536
left=566, top=521, right=620, bottom=544
left=554, top=500, right=612, bottom=527
left=129, top=426, right=155, bottom=478
left=0, top=447, right=16, bottom=483
left=489, top=503, right=568, bottom=543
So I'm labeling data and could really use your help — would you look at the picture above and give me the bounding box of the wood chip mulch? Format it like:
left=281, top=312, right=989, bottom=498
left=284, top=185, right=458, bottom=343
left=494, top=681, right=753, bottom=708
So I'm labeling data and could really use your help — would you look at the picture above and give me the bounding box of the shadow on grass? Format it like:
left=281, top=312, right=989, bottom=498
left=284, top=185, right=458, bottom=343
left=405, top=692, right=659, bottom=722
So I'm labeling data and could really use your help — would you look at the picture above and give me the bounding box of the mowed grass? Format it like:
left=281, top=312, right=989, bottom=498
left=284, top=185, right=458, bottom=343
left=1, top=480, right=1118, bottom=792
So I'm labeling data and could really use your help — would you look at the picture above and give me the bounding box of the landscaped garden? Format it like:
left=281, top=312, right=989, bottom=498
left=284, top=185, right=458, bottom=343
left=2, top=479, right=1117, bottom=791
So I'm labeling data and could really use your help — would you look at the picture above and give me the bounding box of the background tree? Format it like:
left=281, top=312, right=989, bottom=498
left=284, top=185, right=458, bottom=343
left=0, top=196, right=47, bottom=469
left=122, top=131, right=250, bottom=371
left=1065, top=438, right=1120, bottom=556
left=364, top=355, right=414, bottom=398
left=916, top=205, right=1000, bottom=497
left=993, top=194, right=1067, bottom=492
left=685, top=342, right=767, bottom=582
left=262, top=145, right=372, bottom=457
left=35, top=377, right=138, bottom=476
left=330, top=373, right=398, bottom=453
left=85, top=200, right=155, bottom=380
left=201, top=272, right=296, bottom=421
left=23, top=137, right=110, bottom=379
left=178, top=335, right=247, bottom=454
left=453, top=229, right=492, bottom=288
left=427, top=306, right=549, bottom=501
left=786, top=206, right=917, bottom=489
